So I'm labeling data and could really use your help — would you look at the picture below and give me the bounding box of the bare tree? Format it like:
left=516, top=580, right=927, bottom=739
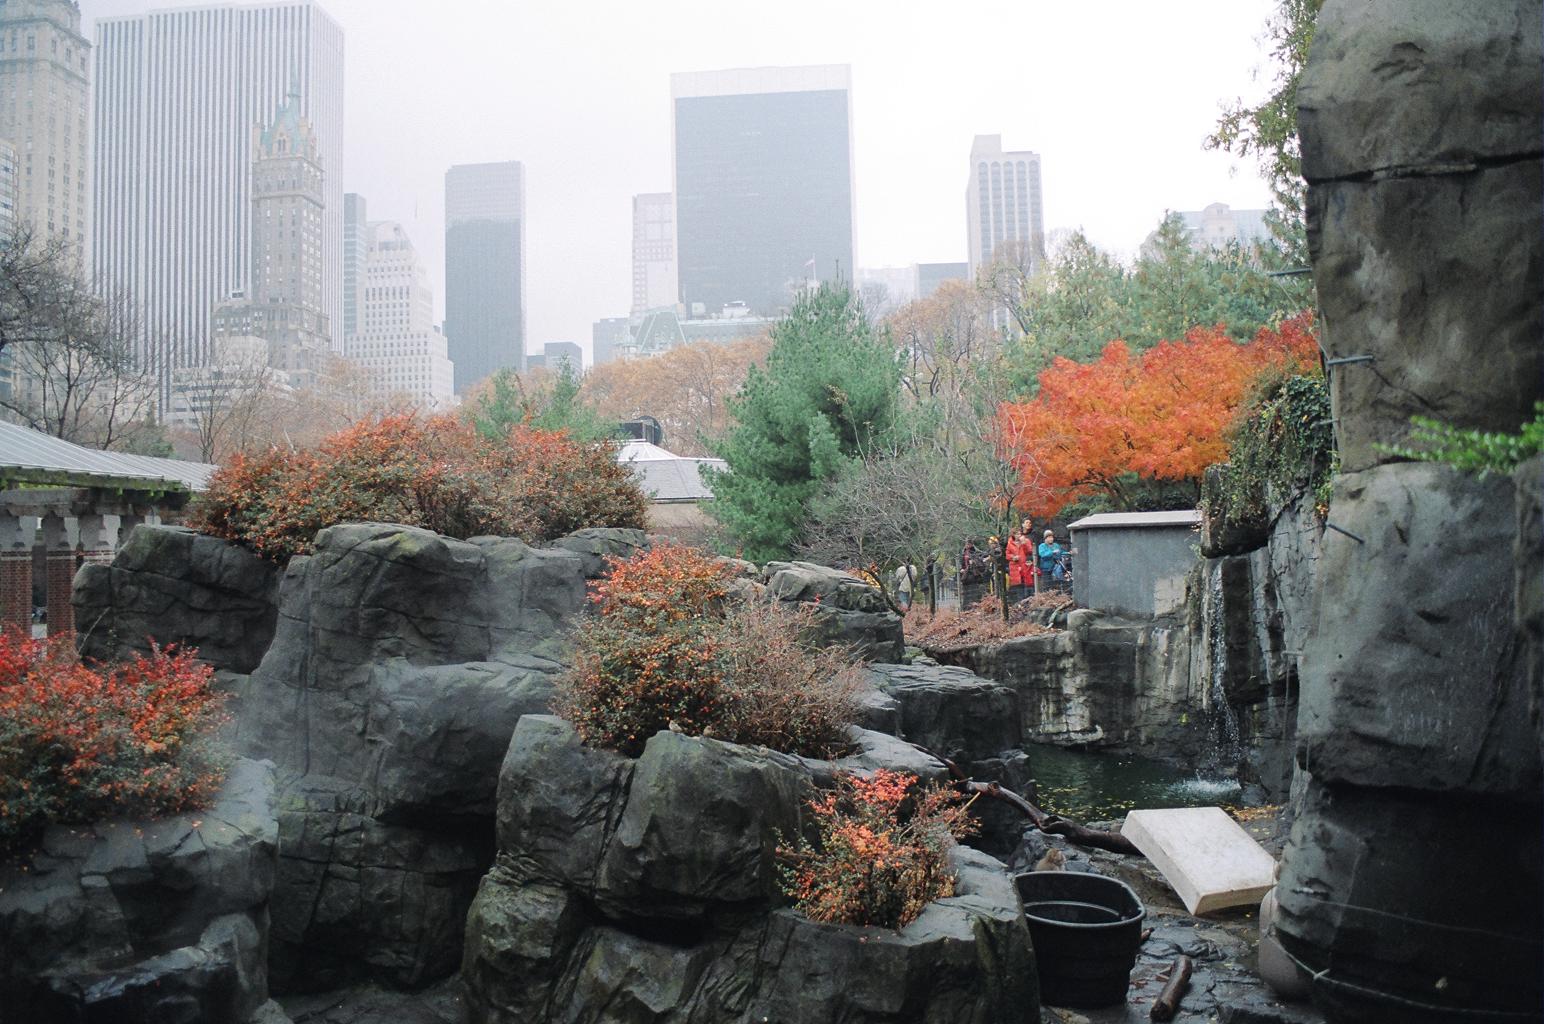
left=0, top=229, right=157, bottom=450
left=170, top=337, right=290, bottom=463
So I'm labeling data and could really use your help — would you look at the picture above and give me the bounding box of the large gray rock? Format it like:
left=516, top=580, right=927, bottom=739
left=463, top=718, right=1037, bottom=1024
left=232, top=524, right=591, bottom=992
left=552, top=527, right=649, bottom=579
left=762, top=560, right=904, bottom=662
left=1297, top=464, right=1538, bottom=797
left=864, top=662, right=1021, bottom=761
left=0, top=758, right=279, bottom=1023
left=1299, top=0, right=1543, bottom=474
left=73, top=525, right=281, bottom=673
left=1276, top=779, right=1542, bottom=1022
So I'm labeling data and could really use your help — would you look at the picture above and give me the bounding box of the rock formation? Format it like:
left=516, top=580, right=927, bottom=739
left=1277, top=3, right=1544, bottom=1020
left=461, top=716, right=1038, bottom=1024
left=762, top=561, right=905, bottom=662
left=0, top=759, right=281, bottom=1023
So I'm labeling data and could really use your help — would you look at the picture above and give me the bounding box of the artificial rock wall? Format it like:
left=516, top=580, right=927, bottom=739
left=1275, top=3, right=1544, bottom=1020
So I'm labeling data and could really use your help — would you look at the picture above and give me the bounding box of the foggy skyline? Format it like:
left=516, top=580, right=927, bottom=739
left=80, top=0, right=1282, bottom=365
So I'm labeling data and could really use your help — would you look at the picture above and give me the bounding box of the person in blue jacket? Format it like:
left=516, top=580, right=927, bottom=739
left=1037, top=530, right=1065, bottom=591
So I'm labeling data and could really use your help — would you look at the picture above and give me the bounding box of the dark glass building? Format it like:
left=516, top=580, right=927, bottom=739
left=672, top=66, right=854, bottom=318
left=445, top=161, right=525, bottom=392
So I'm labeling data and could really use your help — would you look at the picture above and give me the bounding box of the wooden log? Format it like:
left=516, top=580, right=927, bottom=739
left=1150, top=955, right=1194, bottom=1022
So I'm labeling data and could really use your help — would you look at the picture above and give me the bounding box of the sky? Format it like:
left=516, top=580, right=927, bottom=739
left=80, top=0, right=1281, bottom=364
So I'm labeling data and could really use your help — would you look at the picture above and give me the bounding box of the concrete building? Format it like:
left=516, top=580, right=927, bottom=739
left=592, top=316, right=627, bottom=366
left=344, top=220, right=454, bottom=410
left=631, top=191, right=677, bottom=315
left=966, top=134, right=1044, bottom=283
left=0, top=137, right=17, bottom=242
left=1068, top=510, right=1201, bottom=618
left=915, top=261, right=968, bottom=300
left=1176, top=202, right=1271, bottom=251
left=167, top=334, right=290, bottom=431
left=614, top=306, right=775, bottom=360
left=207, top=90, right=332, bottom=391
left=543, top=341, right=582, bottom=374
left=671, top=64, right=854, bottom=318
left=94, top=1, right=345, bottom=396
left=445, top=160, right=525, bottom=392
left=342, top=192, right=368, bottom=337
left=0, top=0, right=90, bottom=253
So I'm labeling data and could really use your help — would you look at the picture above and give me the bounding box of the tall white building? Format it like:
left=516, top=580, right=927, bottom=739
left=93, top=1, right=344, bottom=397
left=965, top=134, right=1044, bottom=282
left=345, top=220, right=454, bottom=410
left=0, top=0, right=91, bottom=253
left=631, top=191, right=676, bottom=315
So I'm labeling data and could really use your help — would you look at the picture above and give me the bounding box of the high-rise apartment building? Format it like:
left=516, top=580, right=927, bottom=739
left=631, top=192, right=676, bottom=315
left=342, top=192, right=368, bottom=337
left=965, top=135, right=1044, bottom=282
left=592, top=316, right=627, bottom=367
left=0, top=0, right=90, bottom=252
left=0, top=138, right=17, bottom=242
left=671, top=65, right=854, bottom=318
left=94, top=1, right=344, bottom=395
left=209, top=91, right=331, bottom=389
left=444, top=161, right=524, bottom=392
left=344, top=220, right=454, bottom=409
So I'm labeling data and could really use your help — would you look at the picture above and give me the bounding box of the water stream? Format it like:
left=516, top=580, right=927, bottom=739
left=1027, top=744, right=1242, bottom=823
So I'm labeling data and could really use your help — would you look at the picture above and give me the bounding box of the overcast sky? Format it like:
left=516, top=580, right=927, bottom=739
left=81, top=0, right=1281, bottom=363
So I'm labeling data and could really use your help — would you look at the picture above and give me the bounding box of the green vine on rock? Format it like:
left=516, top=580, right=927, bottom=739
left=1204, top=372, right=1336, bottom=526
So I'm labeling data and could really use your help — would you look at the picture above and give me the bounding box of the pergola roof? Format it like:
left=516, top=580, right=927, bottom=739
left=0, top=421, right=215, bottom=493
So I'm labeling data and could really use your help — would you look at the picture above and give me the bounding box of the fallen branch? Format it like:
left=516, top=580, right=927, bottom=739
left=1150, top=955, right=1194, bottom=1022
left=905, top=741, right=1143, bottom=858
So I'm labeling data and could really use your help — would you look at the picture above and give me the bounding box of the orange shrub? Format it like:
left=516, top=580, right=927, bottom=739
left=191, top=414, right=650, bottom=563
left=554, top=544, right=860, bottom=758
left=0, top=633, right=230, bottom=853
left=778, top=769, right=976, bottom=929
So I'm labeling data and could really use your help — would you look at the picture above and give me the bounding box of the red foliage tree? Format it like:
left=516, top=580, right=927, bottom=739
left=999, top=314, right=1319, bottom=515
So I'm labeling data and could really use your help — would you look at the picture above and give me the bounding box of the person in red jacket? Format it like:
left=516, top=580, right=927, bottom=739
left=1006, top=530, right=1031, bottom=600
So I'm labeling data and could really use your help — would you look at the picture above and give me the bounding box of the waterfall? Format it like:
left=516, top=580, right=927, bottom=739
left=1205, top=564, right=1243, bottom=770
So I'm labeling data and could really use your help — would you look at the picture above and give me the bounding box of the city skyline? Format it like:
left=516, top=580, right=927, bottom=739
left=78, top=0, right=1280, bottom=367
left=92, top=0, right=345, bottom=396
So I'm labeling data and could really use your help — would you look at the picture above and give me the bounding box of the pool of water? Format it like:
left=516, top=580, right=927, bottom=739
left=1027, top=745, right=1241, bottom=823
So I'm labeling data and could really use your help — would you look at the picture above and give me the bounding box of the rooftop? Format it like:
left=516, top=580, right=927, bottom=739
left=1067, top=510, right=1201, bottom=531
left=616, top=440, right=724, bottom=503
left=0, top=421, right=215, bottom=492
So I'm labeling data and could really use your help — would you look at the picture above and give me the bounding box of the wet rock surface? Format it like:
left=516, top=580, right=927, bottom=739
left=0, top=758, right=280, bottom=1023
left=1015, top=811, right=1324, bottom=1024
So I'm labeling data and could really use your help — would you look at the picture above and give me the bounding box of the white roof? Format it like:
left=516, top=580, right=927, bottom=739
left=616, top=440, right=725, bottom=503
left=0, top=421, right=215, bottom=492
left=1068, top=510, right=1202, bottom=531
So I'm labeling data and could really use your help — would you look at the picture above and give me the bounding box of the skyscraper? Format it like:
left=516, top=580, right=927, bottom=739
left=671, top=65, right=854, bottom=318
left=965, top=135, right=1044, bottom=282
left=94, top=1, right=344, bottom=394
left=342, top=192, right=368, bottom=337
left=343, top=220, right=454, bottom=410
left=0, top=138, right=17, bottom=243
left=209, top=90, right=331, bottom=389
left=0, top=0, right=90, bottom=252
left=631, top=192, right=676, bottom=315
left=444, top=161, right=524, bottom=392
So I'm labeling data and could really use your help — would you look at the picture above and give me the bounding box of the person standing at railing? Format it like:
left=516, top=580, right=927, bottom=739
left=1038, top=529, right=1066, bottom=593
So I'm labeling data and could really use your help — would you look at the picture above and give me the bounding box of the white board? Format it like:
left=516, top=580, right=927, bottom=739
left=1121, top=807, right=1277, bottom=915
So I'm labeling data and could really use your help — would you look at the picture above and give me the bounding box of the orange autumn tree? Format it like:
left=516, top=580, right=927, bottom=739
left=999, top=313, right=1319, bottom=516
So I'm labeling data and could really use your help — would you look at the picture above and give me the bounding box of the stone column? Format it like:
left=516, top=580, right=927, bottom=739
left=42, top=514, right=78, bottom=637
left=118, top=512, right=146, bottom=549
left=0, top=515, right=33, bottom=635
left=77, top=513, right=118, bottom=565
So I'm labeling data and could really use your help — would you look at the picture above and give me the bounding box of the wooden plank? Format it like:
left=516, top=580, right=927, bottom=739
left=1121, top=807, right=1276, bottom=915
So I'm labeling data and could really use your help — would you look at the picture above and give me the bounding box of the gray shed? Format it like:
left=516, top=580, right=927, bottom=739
left=1067, top=510, right=1202, bottom=618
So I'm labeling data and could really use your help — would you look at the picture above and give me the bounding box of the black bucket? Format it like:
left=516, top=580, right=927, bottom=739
left=1015, top=871, right=1146, bottom=1008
